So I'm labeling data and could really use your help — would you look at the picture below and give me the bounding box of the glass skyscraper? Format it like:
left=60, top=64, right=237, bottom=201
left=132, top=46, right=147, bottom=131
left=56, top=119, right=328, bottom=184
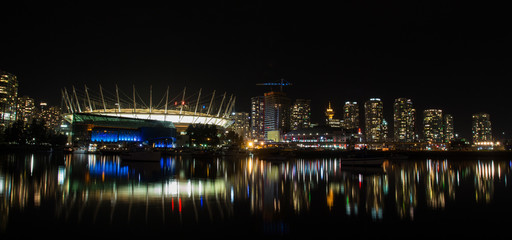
left=291, top=99, right=311, bottom=130
left=472, top=113, right=492, bottom=143
left=0, top=70, right=19, bottom=128
left=364, top=98, right=384, bottom=142
left=343, top=101, right=359, bottom=131
left=393, top=98, right=415, bottom=142
left=263, top=91, right=291, bottom=141
left=444, top=114, right=454, bottom=143
left=250, top=96, right=265, bottom=140
left=423, top=109, right=444, bottom=143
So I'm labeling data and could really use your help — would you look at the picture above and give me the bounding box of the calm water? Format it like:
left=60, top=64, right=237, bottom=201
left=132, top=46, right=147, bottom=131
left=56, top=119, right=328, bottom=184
left=1, top=152, right=512, bottom=238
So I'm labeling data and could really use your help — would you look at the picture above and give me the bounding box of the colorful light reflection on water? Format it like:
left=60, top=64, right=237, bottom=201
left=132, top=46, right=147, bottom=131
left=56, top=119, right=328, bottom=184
left=1, top=153, right=512, bottom=238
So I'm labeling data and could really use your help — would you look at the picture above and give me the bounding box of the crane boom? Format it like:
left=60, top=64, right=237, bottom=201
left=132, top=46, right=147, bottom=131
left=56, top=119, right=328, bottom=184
left=255, top=78, right=292, bottom=92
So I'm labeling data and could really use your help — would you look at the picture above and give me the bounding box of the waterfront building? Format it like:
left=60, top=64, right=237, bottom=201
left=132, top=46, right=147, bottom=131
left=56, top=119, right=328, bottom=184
left=228, top=112, right=251, bottom=140
left=343, top=101, right=359, bottom=130
left=364, top=98, right=384, bottom=142
left=17, top=95, right=35, bottom=124
left=283, top=126, right=348, bottom=149
left=444, top=114, right=454, bottom=143
left=472, top=113, right=492, bottom=144
left=0, top=70, right=19, bottom=128
left=393, top=98, right=415, bottom=142
left=325, top=101, right=341, bottom=128
left=423, top=109, right=444, bottom=142
left=263, top=91, right=291, bottom=141
left=290, top=99, right=311, bottom=130
left=250, top=96, right=265, bottom=140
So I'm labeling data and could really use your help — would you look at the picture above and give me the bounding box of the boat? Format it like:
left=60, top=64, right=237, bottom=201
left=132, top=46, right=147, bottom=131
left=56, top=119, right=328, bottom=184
left=72, top=146, right=88, bottom=154
left=120, top=150, right=162, bottom=161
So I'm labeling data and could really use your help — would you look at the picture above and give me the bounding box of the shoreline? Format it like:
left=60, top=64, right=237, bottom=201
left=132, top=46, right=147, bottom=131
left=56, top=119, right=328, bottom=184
left=1, top=144, right=511, bottom=159
left=252, top=149, right=512, bottom=159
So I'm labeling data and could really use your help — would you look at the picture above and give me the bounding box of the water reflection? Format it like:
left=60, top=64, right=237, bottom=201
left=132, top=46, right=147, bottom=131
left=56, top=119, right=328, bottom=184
left=1, top=153, right=512, bottom=236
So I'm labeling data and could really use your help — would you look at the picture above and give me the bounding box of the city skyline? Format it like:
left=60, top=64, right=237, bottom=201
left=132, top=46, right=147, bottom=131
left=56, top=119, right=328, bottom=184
left=1, top=3, right=510, bottom=139
left=1, top=68, right=501, bottom=142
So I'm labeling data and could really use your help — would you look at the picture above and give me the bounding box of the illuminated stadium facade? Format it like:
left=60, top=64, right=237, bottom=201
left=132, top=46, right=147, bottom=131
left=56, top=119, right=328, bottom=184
left=61, top=85, right=235, bottom=146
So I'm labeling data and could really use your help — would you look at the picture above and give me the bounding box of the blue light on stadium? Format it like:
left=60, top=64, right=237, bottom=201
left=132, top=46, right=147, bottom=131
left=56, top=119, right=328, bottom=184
left=91, top=128, right=142, bottom=143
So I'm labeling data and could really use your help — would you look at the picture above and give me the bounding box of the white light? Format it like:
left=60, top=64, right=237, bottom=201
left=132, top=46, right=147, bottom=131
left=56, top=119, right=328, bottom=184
left=167, top=180, right=178, bottom=195
left=0, top=176, right=4, bottom=194
left=187, top=180, right=192, bottom=197
left=58, top=166, right=66, bottom=185
left=231, top=187, right=234, bottom=203
left=30, top=155, right=34, bottom=176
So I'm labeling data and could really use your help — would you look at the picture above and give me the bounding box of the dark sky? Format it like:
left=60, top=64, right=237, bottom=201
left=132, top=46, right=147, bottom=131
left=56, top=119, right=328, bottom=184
left=1, top=2, right=511, bottom=139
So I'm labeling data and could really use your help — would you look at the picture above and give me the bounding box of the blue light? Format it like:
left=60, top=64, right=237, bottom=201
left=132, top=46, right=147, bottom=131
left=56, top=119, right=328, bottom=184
left=88, top=161, right=128, bottom=177
left=91, top=128, right=142, bottom=143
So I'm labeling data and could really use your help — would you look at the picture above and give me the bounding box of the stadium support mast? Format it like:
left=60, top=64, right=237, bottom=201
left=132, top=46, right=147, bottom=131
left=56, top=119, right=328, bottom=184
left=115, top=84, right=121, bottom=114
left=206, top=90, right=215, bottom=116
left=217, top=92, right=226, bottom=117
left=85, top=84, right=92, bottom=112
left=99, top=84, right=106, bottom=112
left=164, top=85, right=169, bottom=115
left=179, top=87, right=186, bottom=115
left=62, top=88, right=73, bottom=113
left=222, top=94, right=233, bottom=117
left=133, top=84, right=137, bottom=114
left=72, top=86, right=82, bottom=112
left=194, top=88, right=202, bottom=115
left=149, top=85, right=152, bottom=114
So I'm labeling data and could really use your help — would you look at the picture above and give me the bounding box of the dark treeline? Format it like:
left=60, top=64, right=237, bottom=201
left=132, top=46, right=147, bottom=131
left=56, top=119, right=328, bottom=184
left=186, top=124, right=242, bottom=147
left=1, top=119, right=67, bottom=147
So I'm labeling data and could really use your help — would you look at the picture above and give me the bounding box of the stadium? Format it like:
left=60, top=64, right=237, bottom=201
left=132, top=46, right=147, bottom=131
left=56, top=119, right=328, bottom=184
left=61, top=84, right=235, bottom=147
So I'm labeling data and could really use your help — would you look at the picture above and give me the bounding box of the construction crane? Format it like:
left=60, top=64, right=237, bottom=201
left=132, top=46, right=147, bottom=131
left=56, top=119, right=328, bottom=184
left=256, top=78, right=292, bottom=92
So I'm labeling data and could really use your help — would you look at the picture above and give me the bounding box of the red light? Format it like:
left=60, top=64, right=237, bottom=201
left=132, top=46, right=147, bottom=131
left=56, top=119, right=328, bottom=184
left=171, top=198, right=174, bottom=211
left=179, top=198, right=182, bottom=212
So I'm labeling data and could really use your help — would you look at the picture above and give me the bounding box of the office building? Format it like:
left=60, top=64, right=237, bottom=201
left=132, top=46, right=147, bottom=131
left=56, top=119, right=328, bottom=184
left=38, top=104, right=63, bottom=133
left=342, top=101, right=359, bottom=130
left=17, top=96, right=35, bottom=124
left=264, top=91, right=291, bottom=141
left=444, top=114, right=454, bottom=143
left=290, top=99, right=311, bottom=130
left=472, top=113, right=492, bottom=143
left=0, top=70, right=19, bottom=128
left=250, top=96, right=265, bottom=140
left=228, top=112, right=251, bottom=140
left=423, top=109, right=444, bottom=143
left=393, top=98, right=415, bottom=142
left=364, top=98, right=384, bottom=142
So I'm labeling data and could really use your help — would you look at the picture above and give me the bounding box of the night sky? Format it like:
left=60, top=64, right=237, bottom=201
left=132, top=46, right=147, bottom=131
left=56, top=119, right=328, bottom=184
left=1, top=2, right=510, bottom=139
